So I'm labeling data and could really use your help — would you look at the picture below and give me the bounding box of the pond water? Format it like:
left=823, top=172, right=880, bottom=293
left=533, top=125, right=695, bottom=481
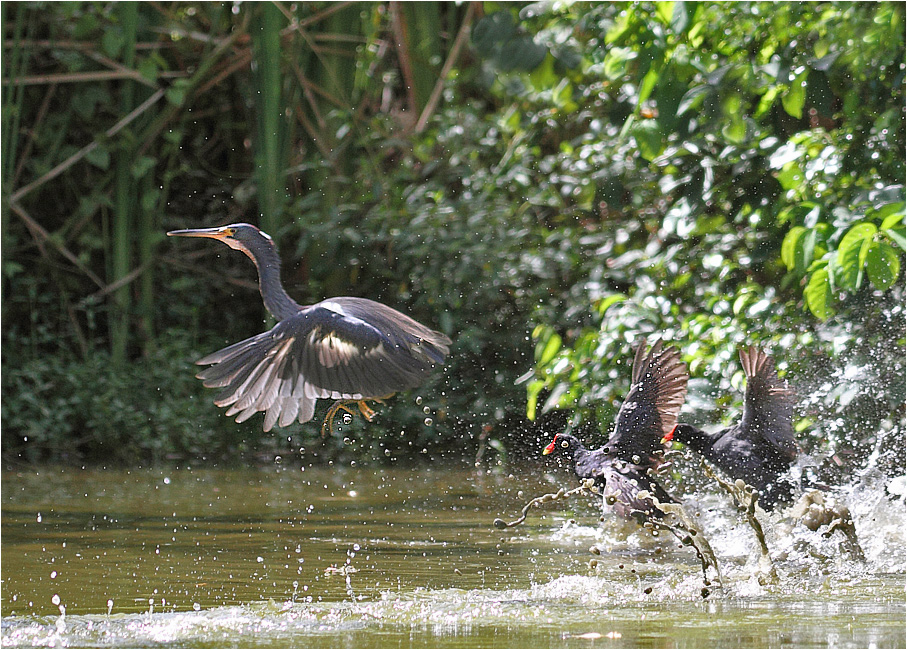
left=1, top=463, right=904, bottom=648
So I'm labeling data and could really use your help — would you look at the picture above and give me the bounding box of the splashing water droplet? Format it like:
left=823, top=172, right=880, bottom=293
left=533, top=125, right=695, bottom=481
left=415, top=396, right=423, bottom=405
left=423, top=406, right=431, bottom=414
left=342, top=413, right=353, bottom=425
left=51, top=594, right=61, bottom=606
left=193, top=602, right=201, bottom=611
left=424, top=418, right=433, bottom=426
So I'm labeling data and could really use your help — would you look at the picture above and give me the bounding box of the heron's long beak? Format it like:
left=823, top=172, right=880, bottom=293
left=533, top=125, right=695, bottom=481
left=167, top=226, right=232, bottom=240
left=542, top=440, right=556, bottom=455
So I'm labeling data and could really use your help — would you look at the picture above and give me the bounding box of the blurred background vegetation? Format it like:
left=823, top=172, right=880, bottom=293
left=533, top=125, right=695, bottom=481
left=2, top=2, right=904, bottom=482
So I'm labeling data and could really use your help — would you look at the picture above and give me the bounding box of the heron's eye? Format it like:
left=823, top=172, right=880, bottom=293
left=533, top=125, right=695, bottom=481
left=561, top=440, right=569, bottom=448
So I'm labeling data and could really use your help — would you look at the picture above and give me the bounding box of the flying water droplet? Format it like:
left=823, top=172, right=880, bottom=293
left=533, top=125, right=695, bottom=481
left=342, top=413, right=353, bottom=425
left=424, top=418, right=433, bottom=426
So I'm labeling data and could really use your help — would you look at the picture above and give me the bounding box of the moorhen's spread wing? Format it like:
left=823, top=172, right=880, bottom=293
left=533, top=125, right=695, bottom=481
left=671, top=347, right=798, bottom=510
left=607, top=340, right=688, bottom=467
left=197, top=297, right=450, bottom=431
left=736, top=346, right=797, bottom=461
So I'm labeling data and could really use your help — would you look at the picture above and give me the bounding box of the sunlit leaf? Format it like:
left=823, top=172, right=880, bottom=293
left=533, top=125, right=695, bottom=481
left=781, top=69, right=808, bottom=118
left=596, top=293, right=627, bottom=316
left=535, top=329, right=562, bottom=366
left=638, top=67, right=660, bottom=105
left=526, top=379, right=546, bottom=421
left=805, top=266, right=833, bottom=320
left=836, top=224, right=876, bottom=291
left=781, top=226, right=805, bottom=270
left=655, top=2, right=675, bottom=25
left=837, top=222, right=878, bottom=260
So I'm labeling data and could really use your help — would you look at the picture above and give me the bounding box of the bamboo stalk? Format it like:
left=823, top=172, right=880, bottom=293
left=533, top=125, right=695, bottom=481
left=110, top=1, right=139, bottom=366
left=250, top=1, right=287, bottom=242
left=415, top=2, right=476, bottom=133
left=402, top=2, right=441, bottom=112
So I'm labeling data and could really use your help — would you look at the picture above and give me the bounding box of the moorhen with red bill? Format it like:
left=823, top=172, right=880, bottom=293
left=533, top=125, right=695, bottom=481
left=542, top=340, right=688, bottom=522
left=664, top=347, right=798, bottom=511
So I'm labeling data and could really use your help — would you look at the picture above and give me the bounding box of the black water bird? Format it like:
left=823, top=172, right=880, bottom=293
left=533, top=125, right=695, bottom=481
left=168, top=223, right=451, bottom=433
left=664, top=347, right=798, bottom=510
left=542, top=340, right=689, bottom=522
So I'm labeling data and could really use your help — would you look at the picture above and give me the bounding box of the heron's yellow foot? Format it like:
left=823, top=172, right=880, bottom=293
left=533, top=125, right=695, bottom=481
left=320, top=397, right=390, bottom=436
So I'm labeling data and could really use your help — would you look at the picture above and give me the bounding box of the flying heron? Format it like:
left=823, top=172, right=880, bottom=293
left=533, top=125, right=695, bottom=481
left=168, top=223, right=451, bottom=434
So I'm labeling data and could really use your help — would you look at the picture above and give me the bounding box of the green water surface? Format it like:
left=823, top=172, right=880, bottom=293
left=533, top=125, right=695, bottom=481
left=1, top=464, right=904, bottom=648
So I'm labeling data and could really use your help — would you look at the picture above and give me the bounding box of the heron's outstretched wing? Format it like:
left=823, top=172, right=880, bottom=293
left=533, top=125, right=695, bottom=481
left=607, top=340, right=688, bottom=466
left=738, top=347, right=797, bottom=460
left=195, top=297, right=451, bottom=431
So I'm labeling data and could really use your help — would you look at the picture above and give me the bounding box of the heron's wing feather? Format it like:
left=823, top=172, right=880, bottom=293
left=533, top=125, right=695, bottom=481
left=295, top=298, right=450, bottom=396
left=195, top=297, right=450, bottom=431
left=607, top=341, right=688, bottom=465
left=738, top=347, right=797, bottom=460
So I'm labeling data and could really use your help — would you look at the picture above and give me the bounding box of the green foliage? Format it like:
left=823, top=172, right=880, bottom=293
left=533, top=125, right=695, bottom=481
left=0, top=335, right=253, bottom=464
left=2, top=2, right=903, bottom=475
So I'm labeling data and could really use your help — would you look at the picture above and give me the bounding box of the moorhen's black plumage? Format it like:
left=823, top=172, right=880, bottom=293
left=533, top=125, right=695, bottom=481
left=542, top=340, right=688, bottom=522
left=664, top=347, right=798, bottom=510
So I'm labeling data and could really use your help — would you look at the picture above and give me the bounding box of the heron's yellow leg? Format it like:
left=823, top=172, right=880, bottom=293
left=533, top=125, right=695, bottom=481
left=320, top=396, right=392, bottom=436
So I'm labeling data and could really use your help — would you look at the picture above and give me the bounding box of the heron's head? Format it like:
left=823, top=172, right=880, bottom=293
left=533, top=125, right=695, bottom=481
left=542, top=433, right=580, bottom=459
left=167, top=223, right=274, bottom=262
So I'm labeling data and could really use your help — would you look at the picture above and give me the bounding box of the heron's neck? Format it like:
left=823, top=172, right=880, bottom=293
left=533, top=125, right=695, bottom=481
left=250, top=242, right=302, bottom=321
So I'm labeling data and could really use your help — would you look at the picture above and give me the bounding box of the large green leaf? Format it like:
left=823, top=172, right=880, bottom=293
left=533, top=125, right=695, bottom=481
left=781, top=226, right=805, bottom=270
left=865, top=241, right=901, bottom=290
left=498, top=35, right=548, bottom=72
left=805, top=266, right=833, bottom=320
left=837, top=222, right=878, bottom=254
left=535, top=328, right=562, bottom=366
left=796, top=227, right=818, bottom=276
left=472, top=12, right=516, bottom=56
left=835, top=222, right=877, bottom=290
left=632, top=120, right=664, bottom=161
